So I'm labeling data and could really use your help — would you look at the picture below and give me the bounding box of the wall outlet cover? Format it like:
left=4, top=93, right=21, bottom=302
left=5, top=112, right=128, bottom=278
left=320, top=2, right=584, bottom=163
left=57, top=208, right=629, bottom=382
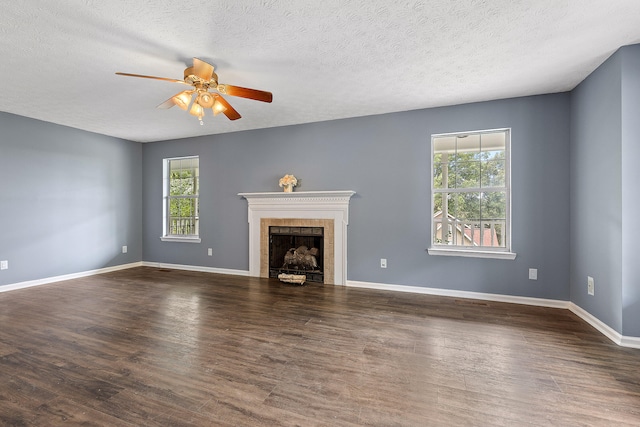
left=0, top=260, right=7, bottom=270
left=528, top=268, right=538, bottom=280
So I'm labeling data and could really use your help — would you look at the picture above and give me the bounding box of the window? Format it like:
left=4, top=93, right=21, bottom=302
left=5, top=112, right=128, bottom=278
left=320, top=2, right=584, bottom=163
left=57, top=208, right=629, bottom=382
left=161, top=156, right=200, bottom=243
left=429, top=129, right=515, bottom=259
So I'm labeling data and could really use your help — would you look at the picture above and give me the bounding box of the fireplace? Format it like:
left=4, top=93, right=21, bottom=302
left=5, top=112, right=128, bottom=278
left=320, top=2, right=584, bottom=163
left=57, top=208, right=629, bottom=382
left=261, top=217, right=334, bottom=284
left=269, top=225, right=324, bottom=283
left=239, top=191, right=355, bottom=285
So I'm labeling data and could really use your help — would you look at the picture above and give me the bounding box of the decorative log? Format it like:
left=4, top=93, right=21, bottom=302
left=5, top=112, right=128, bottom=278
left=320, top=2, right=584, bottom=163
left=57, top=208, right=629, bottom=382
left=278, top=273, right=307, bottom=285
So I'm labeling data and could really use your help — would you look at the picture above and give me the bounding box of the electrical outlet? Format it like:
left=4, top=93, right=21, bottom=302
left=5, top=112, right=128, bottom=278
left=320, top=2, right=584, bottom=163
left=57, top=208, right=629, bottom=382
left=122, top=245, right=128, bottom=254
left=208, top=248, right=213, bottom=256
left=588, top=276, right=594, bottom=296
left=0, top=260, right=7, bottom=270
left=528, top=268, right=537, bottom=280
left=380, top=258, right=387, bottom=268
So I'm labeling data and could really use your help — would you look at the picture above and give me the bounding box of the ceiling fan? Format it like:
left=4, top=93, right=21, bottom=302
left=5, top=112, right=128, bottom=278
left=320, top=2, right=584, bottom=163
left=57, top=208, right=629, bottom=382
left=116, top=58, right=272, bottom=124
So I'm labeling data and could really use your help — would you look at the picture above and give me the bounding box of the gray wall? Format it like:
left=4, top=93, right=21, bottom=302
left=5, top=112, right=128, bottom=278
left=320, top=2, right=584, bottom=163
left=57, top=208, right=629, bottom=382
left=143, top=93, right=571, bottom=300
left=0, top=112, right=142, bottom=287
left=570, top=44, right=640, bottom=336
left=621, top=45, right=640, bottom=337
left=569, top=50, right=623, bottom=332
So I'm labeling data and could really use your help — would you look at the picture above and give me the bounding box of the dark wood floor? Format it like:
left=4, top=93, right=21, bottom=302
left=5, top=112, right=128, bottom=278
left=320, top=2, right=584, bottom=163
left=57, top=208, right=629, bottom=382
left=0, top=267, right=639, bottom=426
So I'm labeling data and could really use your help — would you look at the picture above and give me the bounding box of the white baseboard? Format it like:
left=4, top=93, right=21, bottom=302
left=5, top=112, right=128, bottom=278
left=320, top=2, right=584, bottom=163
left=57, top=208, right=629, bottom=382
left=620, top=335, right=640, bottom=348
left=4, top=266, right=638, bottom=349
left=0, top=261, right=249, bottom=294
left=0, top=262, right=144, bottom=293
left=347, top=280, right=640, bottom=348
left=569, top=303, right=640, bottom=349
left=141, top=261, right=250, bottom=277
left=346, top=280, right=570, bottom=309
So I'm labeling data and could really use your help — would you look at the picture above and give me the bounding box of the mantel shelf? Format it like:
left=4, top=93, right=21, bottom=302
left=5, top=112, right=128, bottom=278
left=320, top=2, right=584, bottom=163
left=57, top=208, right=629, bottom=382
left=239, top=190, right=356, bottom=200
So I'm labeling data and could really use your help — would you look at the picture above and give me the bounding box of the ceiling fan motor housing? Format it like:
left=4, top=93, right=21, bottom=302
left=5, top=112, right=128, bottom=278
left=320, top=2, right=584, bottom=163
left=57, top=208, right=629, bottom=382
left=184, top=66, right=218, bottom=87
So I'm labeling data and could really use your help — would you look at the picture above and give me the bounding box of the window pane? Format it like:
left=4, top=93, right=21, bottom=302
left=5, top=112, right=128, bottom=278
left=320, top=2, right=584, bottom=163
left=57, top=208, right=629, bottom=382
left=169, top=198, right=181, bottom=218
left=481, top=160, right=505, bottom=187
left=169, top=158, right=199, bottom=196
left=457, top=192, right=481, bottom=220
left=433, top=193, right=452, bottom=245
left=447, top=158, right=456, bottom=189
left=169, top=197, right=199, bottom=235
left=445, top=192, right=456, bottom=219
left=492, top=222, right=506, bottom=247
left=433, top=218, right=446, bottom=244
left=455, top=134, right=481, bottom=160
left=433, top=136, right=456, bottom=154
left=480, top=132, right=506, bottom=154
left=168, top=198, right=181, bottom=234
left=433, top=162, right=444, bottom=189
left=476, top=221, right=505, bottom=247
left=455, top=159, right=480, bottom=188
left=481, top=191, right=506, bottom=220
left=462, top=221, right=481, bottom=246
left=433, top=193, right=443, bottom=215
left=176, top=171, right=196, bottom=195
left=433, top=137, right=456, bottom=189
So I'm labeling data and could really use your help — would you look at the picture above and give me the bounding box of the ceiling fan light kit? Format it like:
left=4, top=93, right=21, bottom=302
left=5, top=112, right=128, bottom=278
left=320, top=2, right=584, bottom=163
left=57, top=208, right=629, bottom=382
left=172, top=90, right=194, bottom=111
left=116, top=58, right=272, bottom=125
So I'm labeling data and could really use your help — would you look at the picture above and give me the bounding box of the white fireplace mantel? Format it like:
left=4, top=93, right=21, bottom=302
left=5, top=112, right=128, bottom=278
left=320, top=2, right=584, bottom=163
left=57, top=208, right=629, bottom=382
left=238, top=191, right=356, bottom=285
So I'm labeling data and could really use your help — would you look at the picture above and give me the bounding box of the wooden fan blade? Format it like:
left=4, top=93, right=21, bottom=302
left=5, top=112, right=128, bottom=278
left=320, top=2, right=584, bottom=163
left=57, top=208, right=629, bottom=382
left=218, top=84, right=273, bottom=103
left=157, top=97, right=176, bottom=109
left=213, top=94, right=241, bottom=120
left=115, top=72, right=187, bottom=84
left=193, top=58, right=214, bottom=81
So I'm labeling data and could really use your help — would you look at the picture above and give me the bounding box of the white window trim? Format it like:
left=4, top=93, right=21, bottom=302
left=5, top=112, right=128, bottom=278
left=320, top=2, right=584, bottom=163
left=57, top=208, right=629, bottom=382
left=160, top=235, right=202, bottom=243
left=428, top=247, right=516, bottom=260
left=162, top=156, right=200, bottom=243
left=429, top=128, right=515, bottom=260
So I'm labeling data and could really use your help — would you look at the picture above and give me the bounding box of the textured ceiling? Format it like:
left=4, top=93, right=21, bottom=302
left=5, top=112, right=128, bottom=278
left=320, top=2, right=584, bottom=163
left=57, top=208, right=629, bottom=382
left=1, top=1, right=639, bottom=143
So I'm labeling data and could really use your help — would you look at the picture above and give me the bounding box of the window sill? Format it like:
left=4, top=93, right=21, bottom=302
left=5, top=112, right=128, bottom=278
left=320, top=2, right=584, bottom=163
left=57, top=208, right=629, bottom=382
left=428, top=248, right=517, bottom=260
left=160, top=236, right=201, bottom=243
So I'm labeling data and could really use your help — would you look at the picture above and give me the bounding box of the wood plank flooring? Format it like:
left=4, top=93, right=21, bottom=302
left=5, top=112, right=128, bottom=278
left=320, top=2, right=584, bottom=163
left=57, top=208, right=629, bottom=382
left=0, top=266, right=639, bottom=426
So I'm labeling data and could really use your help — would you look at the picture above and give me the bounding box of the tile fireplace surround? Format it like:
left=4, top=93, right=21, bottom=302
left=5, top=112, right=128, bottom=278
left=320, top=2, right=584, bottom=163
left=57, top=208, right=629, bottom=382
left=238, top=191, right=356, bottom=285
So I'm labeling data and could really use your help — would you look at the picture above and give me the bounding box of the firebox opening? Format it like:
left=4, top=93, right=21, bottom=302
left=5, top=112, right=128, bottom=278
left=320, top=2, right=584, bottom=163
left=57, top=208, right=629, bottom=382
left=269, top=226, right=324, bottom=283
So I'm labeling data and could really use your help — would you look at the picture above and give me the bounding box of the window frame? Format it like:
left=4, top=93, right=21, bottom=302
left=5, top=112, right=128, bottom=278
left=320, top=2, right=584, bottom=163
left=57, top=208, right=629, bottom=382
left=160, top=155, right=201, bottom=243
left=428, top=128, right=516, bottom=260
